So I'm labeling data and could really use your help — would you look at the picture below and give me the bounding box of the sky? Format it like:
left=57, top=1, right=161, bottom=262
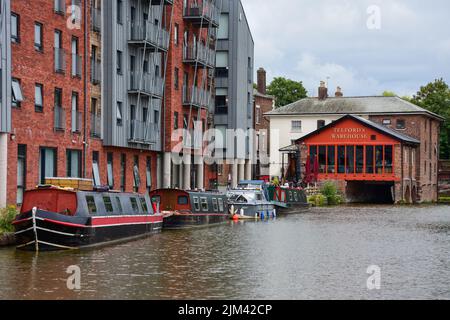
left=241, top=0, right=450, bottom=97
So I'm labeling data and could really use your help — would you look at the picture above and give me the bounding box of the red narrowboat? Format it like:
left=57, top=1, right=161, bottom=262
left=149, top=189, right=229, bottom=229
left=13, top=186, right=163, bottom=251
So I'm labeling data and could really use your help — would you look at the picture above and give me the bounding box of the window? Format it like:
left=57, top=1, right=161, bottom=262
left=375, top=146, right=383, bottom=173
left=39, top=147, right=57, bottom=184
left=11, top=13, right=19, bottom=43
left=107, top=153, right=114, bottom=188
left=356, top=146, right=364, bottom=174
left=117, top=0, right=123, bottom=24
left=54, top=30, right=64, bottom=73
left=130, top=197, right=140, bottom=213
left=200, top=198, right=208, bottom=212
left=86, top=196, right=97, bottom=214
left=117, top=51, right=123, bottom=74
left=255, top=106, right=261, bottom=124
left=178, top=196, right=189, bottom=205
left=327, top=146, right=335, bottom=174
left=291, top=121, right=302, bottom=132
left=54, top=0, right=66, bottom=14
left=216, top=51, right=228, bottom=68
left=66, top=149, right=82, bottom=178
left=54, top=87, right=62, bottom=108
left=12, top=78, right=23, bottom=108
left=92, top=151, right=101, bottom=186
left=103, top=196, right=114, bottom=213
left=120, top=154, right=126, bottom=192
left=382, top=119, right=391, bottom=126
left=133, top=156, right=140, bottom=192
left=396, top=119, right=406, bottom=130
left=337, top=146, right=345, bottom=174
left=115, top=197, right=123, bottom=213
left=146, top=157, right=152, bottom=192
left=71, top=92, right=79, bottom=133
left=140, top=198, right=148, bottom=213
left=317, top=120, right=326, bottom=129
left=193, top=197, right=200, bottom=211
left=385, top=146, right=393, bottom=174
left=346, top=146, right=355, bottom=174
left=71, top=37, right=80, bottom=77
left=35, top=84, right=44, bottom=112
left=174, top=112, right=179, bottom=130
left=174, top=24, right=179, bottom=45
left=17, top=145, right=27, bottom=205
left=218, top=13, right=229, bottom=39
left=366, top=146, right=374, bottom=174
left=116, top=102, right=123, bottom=126
left=318, top=146, right=326, bottom=173
left=34, top=22, right=43, bottom=51
left=212, top=198, right=218, bottom=212
left=218, top=198, right=224, bottom=212
left=174, top=68, right=179, bottom=89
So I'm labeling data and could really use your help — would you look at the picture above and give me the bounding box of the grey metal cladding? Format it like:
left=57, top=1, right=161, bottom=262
left=0, top=0, right=11, bottom=133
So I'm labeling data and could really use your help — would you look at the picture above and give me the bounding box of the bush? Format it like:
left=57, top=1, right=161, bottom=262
left=320, top=182, right=343, bottom=206
left=307, top=194, right=327, bottom=207
left=0, top=206, right=17, bottom=235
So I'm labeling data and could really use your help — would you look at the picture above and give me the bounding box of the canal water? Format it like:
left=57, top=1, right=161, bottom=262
left=0, top=205, right=449, bottom=300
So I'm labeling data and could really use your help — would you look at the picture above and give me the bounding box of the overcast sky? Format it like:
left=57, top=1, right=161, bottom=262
left=241, top=0, right=450, bottom=97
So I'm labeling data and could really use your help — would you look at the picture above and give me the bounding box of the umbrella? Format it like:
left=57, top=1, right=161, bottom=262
left=313, top=155, right=319, bottom=182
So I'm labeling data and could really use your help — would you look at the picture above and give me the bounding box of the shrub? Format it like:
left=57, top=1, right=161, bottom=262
left=0, top=206, right=18, bottom=235
left=320, top=182, right=343, bottom=205
left=307, top=194, right=327, bottom=207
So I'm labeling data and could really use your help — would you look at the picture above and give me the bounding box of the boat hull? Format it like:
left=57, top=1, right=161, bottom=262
left=162, top=213, right=229, bottom=230
left=275, top=203, right=311, bottom=215
left=14, top=209, right=163, bottom=251
left=229, top=203, right=276, bottom=219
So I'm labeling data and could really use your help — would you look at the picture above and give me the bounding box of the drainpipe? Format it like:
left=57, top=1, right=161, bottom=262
left=400, top=144, right=404, bottom=203
left=82, top=0, right=88, bottom=178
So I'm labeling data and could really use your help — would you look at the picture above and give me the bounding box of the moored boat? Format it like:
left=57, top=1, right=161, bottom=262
left=268, top=185, right=309, bottom=214
left=13, top=185, right=162, bottom=251
left=149, top=189, right=229, bottom=229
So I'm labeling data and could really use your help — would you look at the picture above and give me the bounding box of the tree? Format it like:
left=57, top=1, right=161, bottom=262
left=411, top=78, right=450, bottom=159
left=267, top=77, right=308, bottom=108
left=382, top=91, right=396, bottom=97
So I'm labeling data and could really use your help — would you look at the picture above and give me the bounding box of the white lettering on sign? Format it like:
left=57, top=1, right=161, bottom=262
left=331, top=128, right=368, bottom=140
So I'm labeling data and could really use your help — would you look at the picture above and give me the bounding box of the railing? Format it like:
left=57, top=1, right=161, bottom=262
left=91, top=7, right=101, bottom=32
left=54, top=0, right=65, bottom=15
left=54, top=106, right=66, bottom=131
left=128, top=120, right=159, bottom=144
left=183, top=86, right=213, bottom=108
left=183, top=0, right=220, bottom=25
left=54, top=48, right=66, bottom=73
left=71, top=110, right=82, bottom=133
left=91, top=58, right=101, bottom=84
left=91, top=113, right=101, bottom=138
left=129, top=21, right=170, bottom=51
left=129, top=72, right=164, bottom=97
left=183, top=42, right=215, bottom=67
left=72, top=54, right=82, bottom=77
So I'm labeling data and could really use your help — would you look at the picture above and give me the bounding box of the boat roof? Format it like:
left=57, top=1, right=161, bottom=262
left=238, top=180, right=266, bottom=185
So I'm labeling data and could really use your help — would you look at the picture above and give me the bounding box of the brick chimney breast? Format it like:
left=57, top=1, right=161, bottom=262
left=257, top=67, right=267, bottom=95
left=318, top=81, right=328, bottom=100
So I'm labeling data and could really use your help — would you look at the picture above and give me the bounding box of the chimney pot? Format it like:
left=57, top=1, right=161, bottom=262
left=257, top=68, right=267, bottom=95
left=318, top=81, right=328, bottom=100
left=335, top=86, right=343, bottom=97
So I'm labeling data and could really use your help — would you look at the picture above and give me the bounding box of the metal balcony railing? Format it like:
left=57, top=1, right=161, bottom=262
left=71, top=110, right=82, bottom=133
left=183, top=0, right=220, bottom=26
left=72, top=54, right=82, bottom=77
left=54, top=106, right=66, bottom=131
left=91, top=113, right=102, bottom=138
left=129, top=72, right=164, bottom=98
left=91, top=58, right=101, bottom=84
left=91, top=7, right=101, bottom=32
left=129, top=21, right=170, bottom=51
left=183, top=86, right=213, bottom=108
left=54, top=0, right=66, bottom=15
left=128, top=120, right=159, bottom=144
left=54, top=48, right=66, bottom=73
left=183, top=43, right=215, bottom=67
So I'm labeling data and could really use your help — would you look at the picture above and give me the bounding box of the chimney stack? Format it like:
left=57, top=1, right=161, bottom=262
left=318, top=81, right=328, bottom=100
left=257, top=67, right=267, bottom=95
left=335, top=86, right=343, bottom=97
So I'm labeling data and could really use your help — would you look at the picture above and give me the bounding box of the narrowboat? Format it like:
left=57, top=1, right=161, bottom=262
left=227, top=181, right=277, bottom=220
left=149, top=189, right=229, bottom=229
left=13, top=185, right=163, bottom=251
left=268, top=185, right=309, bottom=214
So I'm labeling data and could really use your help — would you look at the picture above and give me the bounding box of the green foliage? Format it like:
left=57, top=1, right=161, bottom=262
left=267, top=77, right=308, bottom=108
left=0, top=206, right=18, bottom=235
left=320, top=182, right=343, bottom=206
left=411, top=78, right=450, bottom=159
left=307, top=194, right=327, bottom=207
left=439, top=196, right=450, bottom=203
left=382, top=91, right=396, bottom=97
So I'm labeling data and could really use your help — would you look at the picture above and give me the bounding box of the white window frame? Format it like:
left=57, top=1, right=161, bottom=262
left=291, top=120, right=302, bottom=132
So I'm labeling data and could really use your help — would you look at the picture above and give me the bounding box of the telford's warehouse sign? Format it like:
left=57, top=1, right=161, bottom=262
left=331, top=128, right=369, bottom=140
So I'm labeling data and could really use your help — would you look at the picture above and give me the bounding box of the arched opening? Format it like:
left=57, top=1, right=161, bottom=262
left=412, top=186, right=418, bottom=204
left=346, top=181, right=394, bottom=204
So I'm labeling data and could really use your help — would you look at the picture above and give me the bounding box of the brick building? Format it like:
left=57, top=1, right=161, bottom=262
left=253, top=67, right=274, bottom=180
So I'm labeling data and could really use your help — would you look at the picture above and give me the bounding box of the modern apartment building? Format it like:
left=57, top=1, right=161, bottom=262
left=0, top=0, right=11, bottom=208
left=213, top=0, right=254, bottom=188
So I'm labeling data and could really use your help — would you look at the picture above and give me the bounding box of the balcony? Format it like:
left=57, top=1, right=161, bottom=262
left=54, top=106, right=66, bottom=131
left=128, top=21, right=170, bottom=52
left=91, top=58, right=101, bottom=85
left=128, top=72, right=164, bottom=98
left=71, top=110, right=82, bottom=133
left=54, top=0, right=65, bottom=15
left=183, top=42, right=215, bottom=68
left=72, top=54, right=82, bottom=77
left=91, top=7, right=101, bottom=32
left=183, top=0, right=220, bottom=28
left=183, top=86, right=212, bottom=109
left=215, top=105, right=228, bottom=115
left=54, top=48, right=66, bottom=74
left=128, top=120, right=159, bottom=145
left=91, top=113, right=102, bottom=138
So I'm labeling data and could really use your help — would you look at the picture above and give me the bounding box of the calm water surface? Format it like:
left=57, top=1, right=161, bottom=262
left=0, top=205, right=449, bottom=300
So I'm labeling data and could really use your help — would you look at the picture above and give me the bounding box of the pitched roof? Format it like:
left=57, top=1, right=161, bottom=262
left=295, top=114, right=420, bottom=145
left=265, top=96, right=444, bottom=121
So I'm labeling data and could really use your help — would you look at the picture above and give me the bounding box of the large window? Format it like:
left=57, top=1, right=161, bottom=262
left=366, top=146, right=374, bottom=174
left=385, top=146, right=393, bottom=173
left=17, top=145, right=27, bottom=205
left=146, top=157, right=152, bottom=192
left=318, top=146, right=326, bottom=173
left=346, top=146, right=355, bottom=174
left=337, top=146, right=345, bottom=174
left=107, top=152, right=114, bottom=188
left=12, top=78, right=23, bottom=108
left=11, top=13, right=19, bottom=43
left=39, top=147, right=57, bottom=184
left=327, top=146, right=335, bottom=174
left=218, top=13, right=229, bottom=39
left=66, top=149, right=82, bottom=178
left=120, top=154, right=126, bottom=192
left=35, top=84, right=44, bottom=112
left=291, top=121, right=302, bottom=132
left=375, top=146, right=383, bottom=174
left=34, top=22, right=43, bottom=52
left=356, top=146, right=364, bottom=174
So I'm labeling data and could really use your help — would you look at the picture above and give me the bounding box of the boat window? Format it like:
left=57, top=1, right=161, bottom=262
left=294, top=192, right=299, bottom=202
left=255, top=193, right=262, bottom=201
left=193, top=197, right=200, bottom=211
left=212, top=198, right=218, bottom=212
left=103, top=196, right=114, bottom=213
left=130, top=197, right=140, bottom=213
left=86, top=195, right=97, bottom=214
left=200, top=197, right=208, bottom=211
left=178, top=196, right=189, bottom=205
left=140, top=198, right=148, bottom=213
left=218, top=198, right=224, bottom=212
left=115, top=197, right=123, bottom=213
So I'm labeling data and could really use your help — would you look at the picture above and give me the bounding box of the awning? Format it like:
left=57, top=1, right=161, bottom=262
left=279, top=144, right=299, bottom=154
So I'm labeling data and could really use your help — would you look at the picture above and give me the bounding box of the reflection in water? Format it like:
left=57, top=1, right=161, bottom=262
left=0, top=205, right=449, bottom=300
